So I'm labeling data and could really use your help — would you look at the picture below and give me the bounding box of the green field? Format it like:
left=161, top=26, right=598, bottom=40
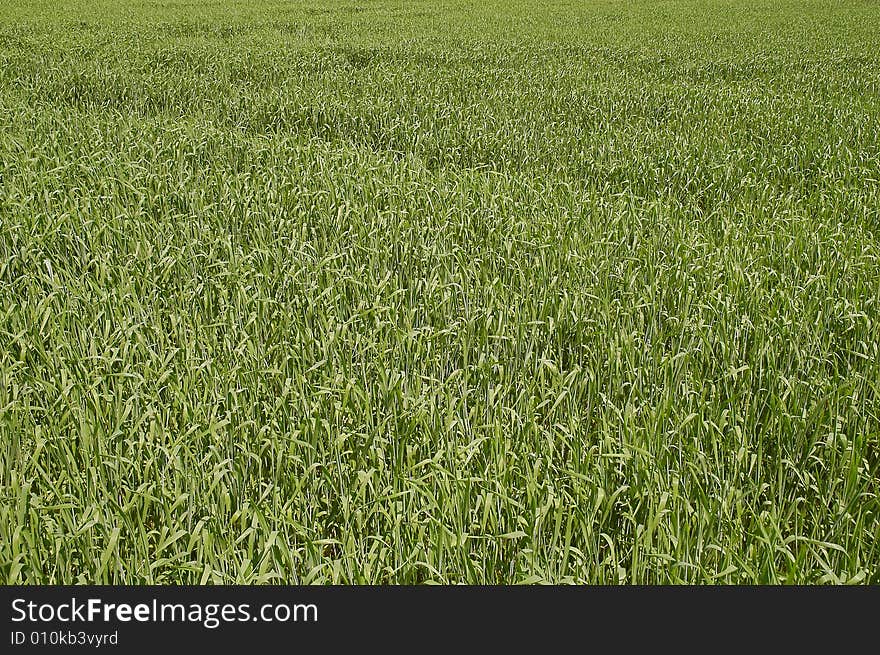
left=1, top=0, right=879, bottom=584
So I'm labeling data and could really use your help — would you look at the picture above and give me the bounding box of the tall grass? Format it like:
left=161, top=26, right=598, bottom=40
left=1, top=0, right=879, bottom=583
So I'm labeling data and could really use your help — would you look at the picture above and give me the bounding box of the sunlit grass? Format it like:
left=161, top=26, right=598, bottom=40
left=1, top=0, right=879, bottom=583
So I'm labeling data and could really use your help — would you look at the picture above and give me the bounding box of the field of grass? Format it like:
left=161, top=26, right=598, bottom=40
left=1, top=0, right=879, bottom=584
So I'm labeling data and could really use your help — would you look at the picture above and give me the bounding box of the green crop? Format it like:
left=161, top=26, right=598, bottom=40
left=1, top=0, right=879, bottom=584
